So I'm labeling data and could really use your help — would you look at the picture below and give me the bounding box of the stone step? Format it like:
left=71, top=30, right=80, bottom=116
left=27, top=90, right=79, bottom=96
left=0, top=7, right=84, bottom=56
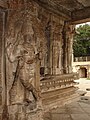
left=41, top=86, right=79, bottom=111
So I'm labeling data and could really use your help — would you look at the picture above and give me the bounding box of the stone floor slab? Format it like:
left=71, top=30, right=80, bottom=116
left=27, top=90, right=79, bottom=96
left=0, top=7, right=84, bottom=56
left=82, top=107, right=90, bottom=114
left=51, top=107, right=67, bottom=114
left=79, top=102, right=90, bottom=108
left=44, top=79, right=90, bottom=120
left=65, top=102, right=79, bottom=108
left=71, top=114, right=90, bottom=120
left=66, top=106, right=84, bottom=114
left=52, top=114, right=71, bottom=120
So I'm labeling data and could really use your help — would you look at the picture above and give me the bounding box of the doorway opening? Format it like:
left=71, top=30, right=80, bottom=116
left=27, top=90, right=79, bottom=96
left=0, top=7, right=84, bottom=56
left=79, top=67, right=87, bottom=78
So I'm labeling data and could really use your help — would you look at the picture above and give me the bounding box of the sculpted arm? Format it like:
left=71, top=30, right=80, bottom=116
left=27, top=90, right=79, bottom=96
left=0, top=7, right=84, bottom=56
left=6, top=43, right=23, bottom=63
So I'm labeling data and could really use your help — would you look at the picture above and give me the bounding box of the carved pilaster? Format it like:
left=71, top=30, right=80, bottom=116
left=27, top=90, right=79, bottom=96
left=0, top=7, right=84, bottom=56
left=51, top=15, right=64, bottom=75
left=0, top=12, right=3, bottom=120
left=62, top=22, right=68, bottom=74
left=62, top=22, right=75, bottom=74
left=0, top=11, right=8, bottom=120
left=0, top=12, right=3, bottom=106
left=67, top=24, right=75, bottom=73
left=5, top=1, right=47, bottom=119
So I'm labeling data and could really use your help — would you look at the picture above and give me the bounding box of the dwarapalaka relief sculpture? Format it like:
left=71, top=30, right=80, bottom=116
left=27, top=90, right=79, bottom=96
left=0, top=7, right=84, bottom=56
left=6, top=11, right=46, bottom=110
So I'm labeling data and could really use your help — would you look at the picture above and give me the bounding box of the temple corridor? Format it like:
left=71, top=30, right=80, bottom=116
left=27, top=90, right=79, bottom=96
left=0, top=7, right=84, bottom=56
left=0, top=0, right=90, bottom=120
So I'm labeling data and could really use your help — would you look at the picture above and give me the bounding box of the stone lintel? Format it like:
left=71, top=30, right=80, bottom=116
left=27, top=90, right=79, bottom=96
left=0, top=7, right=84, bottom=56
left=71, top=7, right=90, bottom=24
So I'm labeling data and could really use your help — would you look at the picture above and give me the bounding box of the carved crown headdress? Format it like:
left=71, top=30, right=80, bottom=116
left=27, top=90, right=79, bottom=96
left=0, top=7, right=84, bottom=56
left=21, top=14, right=34, bottom=35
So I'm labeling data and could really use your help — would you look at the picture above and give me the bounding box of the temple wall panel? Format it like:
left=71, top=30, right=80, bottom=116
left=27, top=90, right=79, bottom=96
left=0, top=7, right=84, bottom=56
left=0, top=0, right=79, bottom=77
left=0, top=0, right=75, bottom=119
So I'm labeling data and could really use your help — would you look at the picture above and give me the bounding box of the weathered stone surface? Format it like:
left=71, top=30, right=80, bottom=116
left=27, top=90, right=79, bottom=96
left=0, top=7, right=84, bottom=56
left=1, top=0, right=90, bottom=23
left=0, top=0, right=7, bottom=8
left=0, top=106, right=3, bottom=114
left=0, top=114, right=2, bottom=120
left=71, top=7, right=90, bottom=24
left=44, top=98, right=90, bottom=120
left=0, top=0, right=82, bottom=120
left=77, top=90, right=87, bottom=96
left=26, top=110, right=43, bottom=120
left=0, top=13, right=3, bottom=106
left=33, top=0, right=90, bottom=23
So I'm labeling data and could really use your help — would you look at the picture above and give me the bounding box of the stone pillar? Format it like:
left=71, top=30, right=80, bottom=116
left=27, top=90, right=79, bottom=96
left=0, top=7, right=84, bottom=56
left=67, top=25, right=75, bottom=73
left=49, top=30, right=53, bottom=75
left=62, top=22, right=68, bottom=74
left=0, top=11, right=7, bottom=120
left=87, top=66, right=90, bottom=78
left=59, top=20, right=64, bottom=74
left=51, top=16, right=64, bottom=75
left=62, top=22, right=75, bottom=74
left=0, top=11, right=3, bottom=107
left=0, top=12, right=3, bottom=120
left=45, top=20, right=51, bottom=75
left=35, top=55, right=41, bottom=101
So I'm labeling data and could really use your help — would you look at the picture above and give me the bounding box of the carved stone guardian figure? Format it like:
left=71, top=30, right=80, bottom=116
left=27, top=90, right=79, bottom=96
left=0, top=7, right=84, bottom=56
left=6, top=12, right=46, bottom=111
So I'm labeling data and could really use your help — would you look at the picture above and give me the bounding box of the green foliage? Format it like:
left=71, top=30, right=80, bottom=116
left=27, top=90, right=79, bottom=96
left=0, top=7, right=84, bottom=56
left=73, top=24, right=90, bottom=57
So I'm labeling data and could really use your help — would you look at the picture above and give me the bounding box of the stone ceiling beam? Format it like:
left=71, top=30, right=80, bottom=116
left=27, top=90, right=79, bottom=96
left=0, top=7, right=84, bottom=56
left=33, top=0, right=71, bottom=20
left=71, top=7, right=90, bottom=24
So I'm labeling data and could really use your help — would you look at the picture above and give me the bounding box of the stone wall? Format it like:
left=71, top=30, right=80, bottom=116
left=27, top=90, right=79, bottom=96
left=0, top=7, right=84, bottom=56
left=0, top=12, right=6, bottom=120
left=0, top=12, right=3, bottom=120
left=0, top=0, right=74, bottom=119
left=0, top=12, right=3, bottom=106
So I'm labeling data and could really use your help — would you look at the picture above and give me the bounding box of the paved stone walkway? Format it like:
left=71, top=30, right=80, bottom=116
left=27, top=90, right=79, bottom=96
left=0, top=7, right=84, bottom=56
left=44, top=98, right=90, bottom=120
left=75, top=78, right=90, bottom=96
left=44, top=79, right=90, bottom=120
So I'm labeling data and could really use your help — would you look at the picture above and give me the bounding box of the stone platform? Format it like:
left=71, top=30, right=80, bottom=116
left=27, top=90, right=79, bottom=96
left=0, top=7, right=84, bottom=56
left=44, top=79, right=90, bottom=120
left=44, top=96, right=90, bottom=120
